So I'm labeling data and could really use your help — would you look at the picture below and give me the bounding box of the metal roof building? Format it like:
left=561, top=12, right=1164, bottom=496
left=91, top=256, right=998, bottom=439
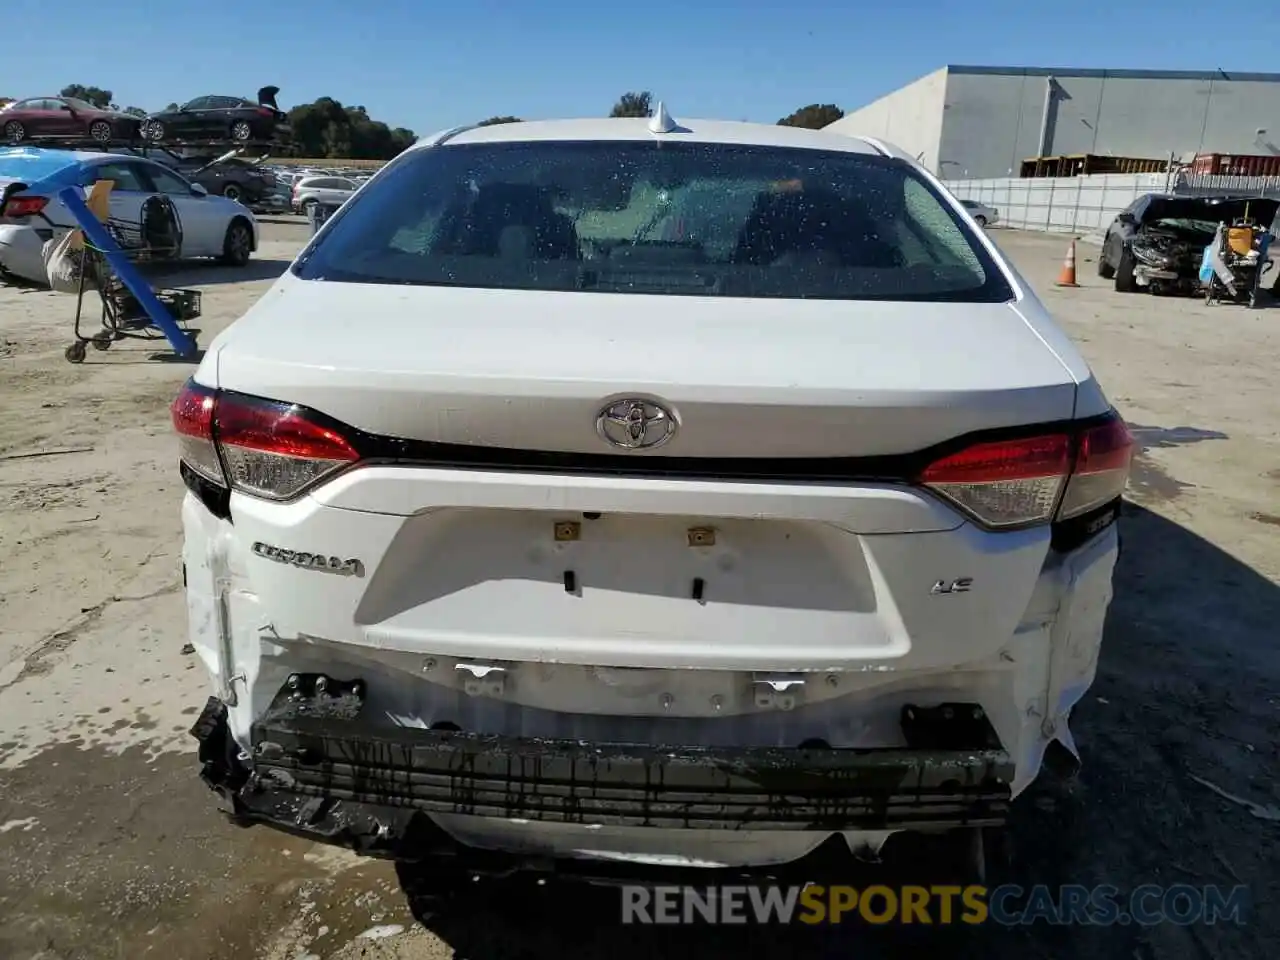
left=826, top=65, right=1280, bottom=180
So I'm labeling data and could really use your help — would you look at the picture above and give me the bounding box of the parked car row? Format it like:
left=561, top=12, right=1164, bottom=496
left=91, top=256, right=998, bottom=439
left=0, top=147, right=259, bottom=286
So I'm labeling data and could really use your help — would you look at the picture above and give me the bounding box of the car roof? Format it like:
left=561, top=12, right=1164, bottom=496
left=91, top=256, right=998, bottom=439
left=421, top=117, right=882, bottom=155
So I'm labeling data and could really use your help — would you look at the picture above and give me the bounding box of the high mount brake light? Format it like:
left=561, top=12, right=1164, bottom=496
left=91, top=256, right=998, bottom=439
left=918, top=412, right=1133, bottom=529
left=170, top=380, right=360, bottom=501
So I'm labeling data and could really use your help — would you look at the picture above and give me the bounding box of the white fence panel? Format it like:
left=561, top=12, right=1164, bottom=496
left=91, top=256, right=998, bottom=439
left=942, top=170, right=1280, bottom=238
left=942, top=174, right=1169, bottom=238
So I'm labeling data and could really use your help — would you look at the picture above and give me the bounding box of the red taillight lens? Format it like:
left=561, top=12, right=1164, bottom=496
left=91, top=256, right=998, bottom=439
left=918, top=411, right=1133, bottom=529
left=171, top=380, right=360, bottom=501
left=2, top=195, right=48, bottom=218
left=920, top=434, right=1072, bottom=528
left=171, top=380, right=223, bottom=485
left=1058, top=415, right=1134, bottom=519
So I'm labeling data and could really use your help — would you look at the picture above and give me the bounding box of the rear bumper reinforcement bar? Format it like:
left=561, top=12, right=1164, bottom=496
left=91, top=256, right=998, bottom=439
left=190, top=675, right=1013, bottom=862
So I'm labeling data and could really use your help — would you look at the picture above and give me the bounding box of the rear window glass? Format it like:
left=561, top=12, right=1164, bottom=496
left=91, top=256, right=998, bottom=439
left=293, top=140, right=1013, bottom=302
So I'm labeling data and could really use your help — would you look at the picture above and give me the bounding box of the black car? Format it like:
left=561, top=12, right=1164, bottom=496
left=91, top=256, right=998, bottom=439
left=144, top=86, right=288, bottom=144
left=172, top=153, right=279, bottom=205
left=1098, top=193, right=1279, bottom=294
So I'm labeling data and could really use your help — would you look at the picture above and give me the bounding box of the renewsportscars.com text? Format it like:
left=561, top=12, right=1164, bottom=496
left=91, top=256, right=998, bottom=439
left=620, top=884, right=1250, bottom=926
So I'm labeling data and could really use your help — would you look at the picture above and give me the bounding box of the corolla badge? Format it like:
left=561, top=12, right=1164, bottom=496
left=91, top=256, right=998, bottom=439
left=252, top=541, right=364, bottom=577
left=596, top=398, right=678, bottom=450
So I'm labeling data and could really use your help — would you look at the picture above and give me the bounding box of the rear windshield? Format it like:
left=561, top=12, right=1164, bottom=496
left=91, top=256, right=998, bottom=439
left=293, top=140, right=1014, bottom=302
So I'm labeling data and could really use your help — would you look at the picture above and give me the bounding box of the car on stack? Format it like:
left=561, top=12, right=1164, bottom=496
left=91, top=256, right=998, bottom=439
left=1, top=96, right=143, bottom=144
left=143, top=87, right=288, bottom=144
left=171, top=152, right=279, bottom=206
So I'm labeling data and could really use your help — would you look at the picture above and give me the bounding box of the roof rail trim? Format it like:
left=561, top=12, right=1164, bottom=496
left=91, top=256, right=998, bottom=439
left=859, top=137, right=913, bottom=162
left=417, top=124, right=481, bottom=149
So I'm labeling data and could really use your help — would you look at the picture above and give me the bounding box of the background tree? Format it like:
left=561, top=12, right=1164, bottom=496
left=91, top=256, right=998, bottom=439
left=477, top=116, right=521, bottom=126
left=285, top=97, right=416, bottom=160
left=777, top=103, right=844, bottom=129
left=59, top=84, right=113, bottom=110
left=122, top=107, right=147, bottom=118
left=163, top=102, right=180, bottom=112
left=609, top=91, right=653, bottom=118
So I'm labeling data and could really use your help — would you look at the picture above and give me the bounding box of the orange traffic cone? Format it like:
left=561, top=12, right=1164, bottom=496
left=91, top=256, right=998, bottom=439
left=1056, top=239, right=1080, bottom=287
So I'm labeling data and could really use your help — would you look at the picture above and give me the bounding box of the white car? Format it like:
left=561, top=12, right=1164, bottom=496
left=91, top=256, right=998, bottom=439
left=960, top=198, right=1000, bottom=227
left=174, top=111, right=1132, bottom=891
left=0, top=147, right=258, bottom=286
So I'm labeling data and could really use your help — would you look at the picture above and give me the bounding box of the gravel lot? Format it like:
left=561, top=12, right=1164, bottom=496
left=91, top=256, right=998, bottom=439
left=0, top=223, right=1276, bottom=960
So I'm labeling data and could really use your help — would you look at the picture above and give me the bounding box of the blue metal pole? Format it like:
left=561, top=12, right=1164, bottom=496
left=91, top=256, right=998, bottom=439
left=57, top=186, right=198, bottom=358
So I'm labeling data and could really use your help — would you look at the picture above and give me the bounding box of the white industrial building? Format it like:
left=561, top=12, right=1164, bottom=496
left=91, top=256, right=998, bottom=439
left=827, top=65, right=1280, bottom=180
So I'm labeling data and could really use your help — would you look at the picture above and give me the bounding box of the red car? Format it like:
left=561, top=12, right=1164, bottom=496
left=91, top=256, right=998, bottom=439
left=0, top=96, right=142, bottom=144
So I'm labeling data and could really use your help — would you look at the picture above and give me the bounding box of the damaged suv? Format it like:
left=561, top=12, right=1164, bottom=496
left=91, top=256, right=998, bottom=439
left=174, top=111, right=1133, bottom=885
left=1099, top=193, right=1279, bottom=294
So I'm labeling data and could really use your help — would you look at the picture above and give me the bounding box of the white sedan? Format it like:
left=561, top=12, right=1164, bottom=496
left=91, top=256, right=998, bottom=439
left=173, top=110, right=1132, bottom=889
left=0, top=147, right=258, bottom=286
left=960, top=198, right=1000, bottom=226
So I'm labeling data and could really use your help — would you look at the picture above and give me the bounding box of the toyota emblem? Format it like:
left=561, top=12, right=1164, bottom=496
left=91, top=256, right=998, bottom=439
left=595, top=398, right=678, bottom=450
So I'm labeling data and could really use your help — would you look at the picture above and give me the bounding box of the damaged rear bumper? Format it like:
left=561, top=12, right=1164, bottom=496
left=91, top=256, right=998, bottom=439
left=191, top=684, right=1014, bottom=866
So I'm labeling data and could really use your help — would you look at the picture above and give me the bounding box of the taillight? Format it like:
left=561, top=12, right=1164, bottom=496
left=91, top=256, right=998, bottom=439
left=171, top=380, right=223, bottom=485
left=2, top=195, right=48, bottom=218
left=1058, top=415, right=1134, bottom=519
left=918, top=411, right=1133, bottom=530
left=171, top=380, right=360, bottom=501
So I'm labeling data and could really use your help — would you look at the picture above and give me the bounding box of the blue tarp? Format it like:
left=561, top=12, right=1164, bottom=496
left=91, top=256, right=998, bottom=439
left=0, top=147, right=91, bottom=189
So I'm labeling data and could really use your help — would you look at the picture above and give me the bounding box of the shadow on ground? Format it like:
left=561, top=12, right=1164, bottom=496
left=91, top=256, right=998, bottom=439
left=399, top=503, right=1279, bottom=960
left=142, top=258, right=292, bottom=287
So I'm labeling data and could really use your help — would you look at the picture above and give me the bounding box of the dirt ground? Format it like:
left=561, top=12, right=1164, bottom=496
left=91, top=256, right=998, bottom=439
left=0, top=223, right=1276, bottom=960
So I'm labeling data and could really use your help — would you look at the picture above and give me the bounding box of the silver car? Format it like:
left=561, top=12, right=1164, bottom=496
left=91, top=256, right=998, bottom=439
left=960, top=198, right=1000, bottom=227
left=291, top=174, right=356, bottom=215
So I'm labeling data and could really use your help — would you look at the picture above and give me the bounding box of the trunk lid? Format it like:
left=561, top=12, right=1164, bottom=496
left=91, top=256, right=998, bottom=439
left=212, top=275, right=1079, bottom=459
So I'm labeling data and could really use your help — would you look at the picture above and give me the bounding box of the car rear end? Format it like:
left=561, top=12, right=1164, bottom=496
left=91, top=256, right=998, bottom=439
left=231, top=162, right=277, bottom=204
left=290, top=176, right=315, bottom=213
left=176, top=122, right=1132, bottom=874
left=0, top=148, right=83, bottom=283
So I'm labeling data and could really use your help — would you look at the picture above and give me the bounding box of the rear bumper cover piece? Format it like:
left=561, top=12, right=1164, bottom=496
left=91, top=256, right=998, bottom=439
left=191, top=682, right=1014, bottom=861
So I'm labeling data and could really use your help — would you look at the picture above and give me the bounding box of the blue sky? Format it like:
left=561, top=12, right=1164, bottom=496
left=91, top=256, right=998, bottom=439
left=5, top=0, right=1279, bottom=135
